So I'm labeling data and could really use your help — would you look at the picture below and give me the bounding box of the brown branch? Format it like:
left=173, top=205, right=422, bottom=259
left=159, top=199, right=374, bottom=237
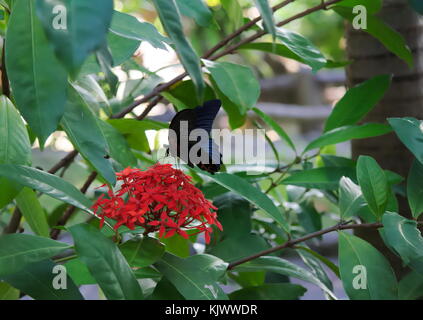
left=48, top=150, right=79, bottom=174
left=1, top=41, right=10, bottom=98
left=50, top=172, right=98, bottom=239
left=3, top=208, right=22, bottom=234
left=227, top=221, right=423, bottom=270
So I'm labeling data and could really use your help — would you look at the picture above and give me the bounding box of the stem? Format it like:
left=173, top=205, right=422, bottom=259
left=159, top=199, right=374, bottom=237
left=3, top=208, right=22, bottom=234
left=227, top=221, right=423, bottom=270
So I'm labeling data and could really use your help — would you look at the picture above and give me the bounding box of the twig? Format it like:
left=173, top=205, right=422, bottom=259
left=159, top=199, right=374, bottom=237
left=3, top=208, right=22, bottom=234
left=50, top=172, right=98, bottom=239
left=227, top=221, right=423, bottom=270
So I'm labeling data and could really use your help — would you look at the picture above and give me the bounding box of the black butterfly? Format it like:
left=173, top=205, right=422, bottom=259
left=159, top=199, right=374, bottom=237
left=167, top=99, right=222, bottom=174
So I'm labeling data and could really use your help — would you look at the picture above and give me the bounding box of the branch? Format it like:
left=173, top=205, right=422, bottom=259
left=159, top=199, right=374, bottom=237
left=227, top=221, right=423, bottom=270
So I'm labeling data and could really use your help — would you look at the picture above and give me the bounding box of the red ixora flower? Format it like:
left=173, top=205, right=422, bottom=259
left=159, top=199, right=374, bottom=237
left=92, top=163, right=222, bottom=243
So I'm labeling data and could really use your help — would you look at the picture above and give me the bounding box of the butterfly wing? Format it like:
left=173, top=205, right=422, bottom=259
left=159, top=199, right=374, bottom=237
left=168, top=109, right=196, bottom=167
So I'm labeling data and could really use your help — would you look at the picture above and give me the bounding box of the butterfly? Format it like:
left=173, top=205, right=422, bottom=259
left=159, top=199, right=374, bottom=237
left=167, top=99, right=222, bottom=174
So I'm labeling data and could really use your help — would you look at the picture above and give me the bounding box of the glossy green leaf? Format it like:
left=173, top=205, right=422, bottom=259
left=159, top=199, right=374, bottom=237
left=61, top=86, right=116, bottom=185
left=382, top=212, right=423, bottom=276
left=155, top=253, right=228, bottom=300
left=6, top=0, right=67, bottom=145
left=229, top=283, right=306, bottom=300
left=0, top=234, right=70, bottom=276
left=120, top=237, right=165, bottom=268
left=110, top=10, right=169, bottom=50
left=16, top=187, right=50, bottom=237
left=152, top=0, right=205, bottom=100
left=254, top=0, right=276, bottom=39
left=253, top=107, right=296, bottom=152
left=203, top=60, right=261, bottom=113
left=234, top=256, right=336, bottom=299
left=35, top=0, right=114, bottom=75
left=339, top=177, right=366, bottom=220
left=175, top=0, right=212, bottom=27
left=276, top=28, right=327, bottom=72
left=0, top=282, right=19, bottom=300
left=324, top=75, right=392, bottom=132
left=357, top=156, right=388, bottom=219
left=338, top=232, right=398, bottom=300
left=298, top=201, right=322, bottom=234
left=388, top=118, right=423, bottom=165
left=1, top=260, right=83, bottom=300
left=282, top=167, right=356, bottom=190
left=69, top=223, right=144, bottom=300
left=97, top=119, right=137, bottom=169
left=334, top=6, right=413, bottom=67
left=197, top=170, right=289, bottom=233
left=149, top=278, right=184, bottom=300
left=296, top=246, right=340, bottom=278
left=0, top=96, right=31, bottom=208
left=0, top=164, right=93, bottom=213
left=160, top=234, right=191, bottom=258
left=407, top=160, right=423, bottom=219
left=398, top=271, right=423, bottom=300
left=305, top=123, right=392, bottom=153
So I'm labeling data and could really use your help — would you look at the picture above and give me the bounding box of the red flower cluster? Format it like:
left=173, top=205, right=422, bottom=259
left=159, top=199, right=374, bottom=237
left=92, top=163, right=222, bottom=243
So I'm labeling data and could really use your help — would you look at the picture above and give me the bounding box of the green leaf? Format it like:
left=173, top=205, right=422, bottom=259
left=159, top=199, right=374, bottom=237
left=149, top=278, right=184, bottom=300
left=0, top=234, right=70, bottom=276
left=6, top=0, right=67, bottom=145
left=197, top=170, right=289, bottom=233
left=61, top=86, right=116, bottom=185
left=339, top=177, right=366, bottom=220
left=204, top=60, right=260, bottom=114
left=296, top=248, right=333, bottom=295
left=333, top=6, right=413, bottom=67
left=0, top=164, right=93, bottom=213
left=209, top=77, right=246, bottom=129
left=382, top=212, right=423, bottom=276
left=253, top=107, right=296, bottom=152
left=175, top=0, right=213, bottom=27
left=234, top=256, right=336, bottom=299
left=0, top=282, right=19, bottom=300
left=338, top=232, right=398, bottom=300
left=1, top=260, right=83, bottom=300
left=162, top=80, right=216, bottom=111
left=305, top=123, right=392, bottom=153
left=229, top=283, right=306, bottom=300
left=0, top=96, right=32, bottom=208
left=239, top=43, right=346, bottom=69
left=160, top=234, right=191, bottom=258
left=221, top=0, right=243, bottom=30
left=69, top=223, right=144, bottom=300
left=35, top=0, right=114, bottom=75
left=335, top=0, right=382, bottom=13
left=356, top=156, right=389, bottom=219
left=398, top=271, right=423, bottom=300
left=65, top=258, right=97, bottom=286
left=15, top=187, right=50, bottom=237
left=254, top=0, right=276, bottom=39
left=282, top=167, right=356, bottom=190
left=97, top=119, right=137, bottom=169
left=388, top=117, right=423, bottom=165
left=120, top=237, right=165, bottom=268
left=152, top=0, right=205, bottom=100
left=108, top=118, right=167, bottom=152
left=324, top=75, right=392, bottom=132
left=296, top=246, right=340, bottom=278
left=276, top=28, right=327, bottom=72
left=407, top=160, right=423, bottom=219
left=409, top=0, right=423, bottom=14
left=155, top=253, right=228, bottom=300
left=110, top=11, right=169, bottom=50
left=298, top=201, right=322, bottom=234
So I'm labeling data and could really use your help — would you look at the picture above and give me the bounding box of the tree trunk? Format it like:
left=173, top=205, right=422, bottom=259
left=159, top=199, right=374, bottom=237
left=346, top=0, right=423, bottom=276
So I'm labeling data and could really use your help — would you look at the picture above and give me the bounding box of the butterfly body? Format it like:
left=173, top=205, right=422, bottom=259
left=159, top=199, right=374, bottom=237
left=168, top=100, right=222, bottom=174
